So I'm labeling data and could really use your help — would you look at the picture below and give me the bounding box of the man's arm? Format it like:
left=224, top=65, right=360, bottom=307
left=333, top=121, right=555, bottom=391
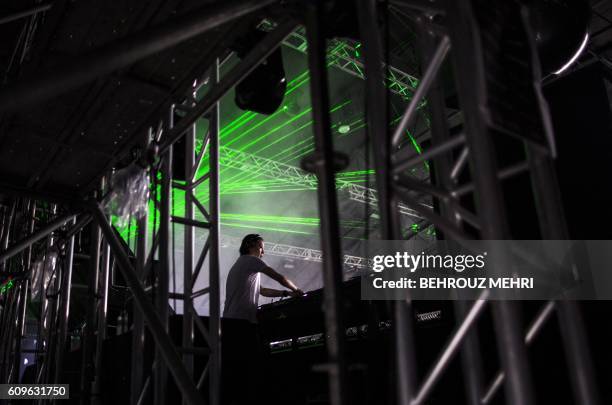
left=260, top=266, right=304, bottom=296
left=260, top=287, right=300, bottom=297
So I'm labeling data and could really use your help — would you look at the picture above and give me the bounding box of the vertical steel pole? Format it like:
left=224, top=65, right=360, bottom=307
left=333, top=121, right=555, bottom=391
left=527, top=150, right=601, bottom=405
left=54, top=217, right=76, bottom=386
left=444, top=1, right=535, bottom=404
left=131, top=130, right=153, bottom=403
left=0, top=200, right=16, bottom=272
left=357, top=1, right=417, bottom=403
left=81, top=211, right=101, bottom=404
left=414, top=18, right=487, bottom=405
left=305, top=5, right=348, bottom=405
left=0, top=205, right=6, bottom=251
left=453, top=300, right=485, bottom=405
left=14, top=201, right=36, bottom=384
left=0, top=201, right=17, bottom=382
left=183, top=119, right=196, bottom=386
left=0, top=290, right=18, bottom=382
left=209, top=58, right=222, bottom=405
left=0, top=204, right=11, bottom=381
left=7, top=286, right=21, bottom=382
left=156, top=115, right=173, bottom=405
left=91, top=206, right=204, bottom=405
left=356, top=0, right=401, bottom=238
left=131, top=185, right=148, bottom=404
left=45, top=236, right=62, bottom=384
left=93, top=232, right=111, bottom=402
left=12, top=280, right=28, bottom=384
left=34, top=205, right=48, bottom=384
left=0, top=204, right=8, bottom=378
left=37, top=204, right=58, bottom=385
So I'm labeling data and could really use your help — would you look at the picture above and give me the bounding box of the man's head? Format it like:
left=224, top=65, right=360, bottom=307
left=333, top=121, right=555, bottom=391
left=239, top=234, right=264, bottom=258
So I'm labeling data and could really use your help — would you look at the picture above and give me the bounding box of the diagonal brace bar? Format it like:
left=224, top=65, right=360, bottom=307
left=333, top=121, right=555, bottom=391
left=481, top=301, right=556, bottom=404
left=90, top=204, right=204, bottom=405
left=391, top=35, right=451, bottom=148
left=0, top=213, right=76, bottom=264
left=0, top=2, right=52, bottom=26
left=412, top=290, right=489, bottom=405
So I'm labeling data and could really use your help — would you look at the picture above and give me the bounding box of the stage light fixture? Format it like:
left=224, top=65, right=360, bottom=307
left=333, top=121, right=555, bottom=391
left=338, top=124, right=351, bottom=134
left=552, top=33, right=589, bottom=75
left=528, top=0, right=591, bottom=75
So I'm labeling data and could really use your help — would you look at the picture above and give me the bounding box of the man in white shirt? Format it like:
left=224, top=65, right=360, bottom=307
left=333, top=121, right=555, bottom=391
left=221, top=234, right=304, bottom=405
left=223, top=234, right=304, bottom=323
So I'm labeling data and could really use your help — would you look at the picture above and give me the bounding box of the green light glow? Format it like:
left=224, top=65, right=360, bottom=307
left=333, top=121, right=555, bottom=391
left=235, top=105, right=313, bottom=150
left=202, top=98, right=353, bottom=192
left=118, top=49, right=431, bottom=245
left=253, top=120, right=314, bottom=155
left=328, top=41, right=364, bottom=77
left=220, top=221, right=315, bottom=235
left=278, top=110, right=428, bottom=172
left=219, top=188, right=313, bottom=195
left=191, top=66, right=318, bottom=180
left=220, top=110, right=285, bottom=154
left=0, top=277, right=14, bottom=295
left=338, top=124, right=351, bottom=134
left=220, top=171, right=373, bottom=192
left=279, top=117, right=363, bottom=163
left=221, top=213, right=365, bottom=228
left=212, top=68, right=312, bottom=148
left=267, top=133, right=314, bottom=162
left=248, top=99, right=351, bottom=153
left=337, top=169, right=375, bottom=177
left=220, top=111, right=256, bottom=137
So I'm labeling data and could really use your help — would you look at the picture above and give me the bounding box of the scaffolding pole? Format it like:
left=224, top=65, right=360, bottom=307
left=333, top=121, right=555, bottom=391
left=183, top=120, right=196, bottom=388
left=357, top=2, right=418, bottom=404
left=304, top=4, right=348, bottom=405
left=91, top=205, right=204, bottom=405
left=155, top=142, right=173, bottom=405
left=54, top=217, right=76, bottom=386
left=209, top=58, right=222, bottom=405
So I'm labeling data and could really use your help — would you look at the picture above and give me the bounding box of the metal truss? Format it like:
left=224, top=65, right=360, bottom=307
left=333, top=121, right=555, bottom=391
left=261, top=20, right=421, bottom=101
left=287, top=26, right=420, bottom=100
left=220, top=146, right=318, bottom=188
left=0, top=200, right=85, bottom=388
left=0, top=3, right=603, bottom=405
left=219, top=234, right=371, bottom=270
left=0, top=8, right=297, bottom=405
left=220, top=145, right=426, bottom=220
left=360, top=2, right=600, bottom=405
left=303, top=6, right=348, bottom=402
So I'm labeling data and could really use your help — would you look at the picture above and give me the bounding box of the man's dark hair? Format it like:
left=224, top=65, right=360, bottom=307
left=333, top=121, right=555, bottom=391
left=239, top=234, right=263, bottom=255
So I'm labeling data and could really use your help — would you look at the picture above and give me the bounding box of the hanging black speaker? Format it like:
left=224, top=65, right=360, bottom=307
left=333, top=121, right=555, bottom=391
left=235, top=47, right=287, bottom=115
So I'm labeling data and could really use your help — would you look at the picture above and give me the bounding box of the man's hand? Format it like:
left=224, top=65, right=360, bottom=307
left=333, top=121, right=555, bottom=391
left=289, top=288, right=305, bottom=297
